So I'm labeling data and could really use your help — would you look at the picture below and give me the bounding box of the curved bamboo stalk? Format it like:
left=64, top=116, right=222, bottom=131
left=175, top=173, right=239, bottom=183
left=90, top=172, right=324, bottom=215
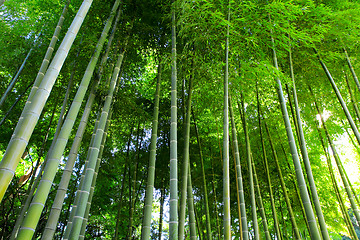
left=0, top=0, right=92, bottom=204
left=229, top=96, right=248, bottom=240
left=169, top=1, right=178, bottom=238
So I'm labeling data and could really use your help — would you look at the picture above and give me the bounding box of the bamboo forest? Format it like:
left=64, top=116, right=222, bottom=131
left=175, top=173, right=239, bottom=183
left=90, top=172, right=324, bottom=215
left=1, top=0, right=360, bottom=239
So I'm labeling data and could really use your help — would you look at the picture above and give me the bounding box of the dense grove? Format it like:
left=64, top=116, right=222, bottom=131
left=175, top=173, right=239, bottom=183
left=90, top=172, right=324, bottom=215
left=0, top=0, right=360, bottom=239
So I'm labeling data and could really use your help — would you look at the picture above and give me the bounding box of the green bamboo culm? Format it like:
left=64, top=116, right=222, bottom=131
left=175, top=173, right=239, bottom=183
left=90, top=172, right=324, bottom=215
left=289, top=47, right=330, bottom=240
left=270, top=26, right=321, bottom=239
left=240, top=98, right=259, bottom=240
left=223, top=2, right=231, bottom=239
left=169, top=0, right=178, bottom=239
left=312, top=94, right=360, bottom=226
left=42, top=5, right=122, bottom=239
left=229, top=97, right=249, bottom=240
left=193, top=111, right=212, bottom=240
left=68, top=48, right=125, bottom=239
left=251, top=154, right=271, bottom=240
left=178, top=74, right=193, bottom=239
left=9, top=2, right=71, bottom=237
left=344, top=47, right=360, bottom=93
left=63, top=112, right=101, bottom=239
left=15, top=3, right=121, bottom=239
left=265, top=123, right=301, bottom=240
left=256, top=87, right=282, bottom=240
left=316, top=124, right=358, bottom=240
left=315, top=49, right=360, bottom=146
left=187, top=165, right=197, bottom=240
left=141, top=63, right=162, bottom=239
left=0, top=0, right=93, bottom=204
left=79, top=110, right=113, bottom=240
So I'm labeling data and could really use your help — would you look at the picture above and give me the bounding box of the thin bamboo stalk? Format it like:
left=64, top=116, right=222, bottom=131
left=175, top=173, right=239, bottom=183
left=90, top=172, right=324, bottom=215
left=188, top=164, right=197, bottom=240
left=179, top=74, right=193, bottom=239
left=344, top=48, right=360, bottom=93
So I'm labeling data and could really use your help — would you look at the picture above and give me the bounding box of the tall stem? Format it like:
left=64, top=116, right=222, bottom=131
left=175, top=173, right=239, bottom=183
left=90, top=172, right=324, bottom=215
left=169, top=0, right=178, bottom=238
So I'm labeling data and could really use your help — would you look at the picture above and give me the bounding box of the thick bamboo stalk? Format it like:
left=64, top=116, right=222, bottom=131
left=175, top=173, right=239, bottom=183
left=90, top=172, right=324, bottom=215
left=0, top=0, right=92, bottom=203
left=79, top=110, right=113, bottom=240
left=289, top=48, right=330, bottom=240
left=229, top=97, right=248, bottom=240
left=16, top=3, right=121, bottom=239
left=141, top=63, right=162, bottom=239
left=265, top=123, right=301, bottom=240
left=68, top=48, right=125, bottom=239
left=223, top=3, right=231, bottom=239
left=271, top=33, right=320, bottom=239
left=44, top=6, right=123, bottom=238
left=178, top=75, right=193, bottom=239
left=169, top=1, right=178, bottom=238
left=256, top=88, right=281, bottom=240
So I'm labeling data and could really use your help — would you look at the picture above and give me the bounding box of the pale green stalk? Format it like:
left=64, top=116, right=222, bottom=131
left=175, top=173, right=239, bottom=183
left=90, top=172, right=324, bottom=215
left=193, top=112, right=212, bottom=240
left=240, top=98, right=259, bottom=240
left=251, top=154, right=271, bottom=240
left=316, top=50, right=360, bottom=146
left=344, top=72, right=360, bottom=123
left=79, top=110, right=113, bottom=240
left=265, top=123, right=301, bottom=240
left=42, top=4, right=122, bottom=237
left=313, top=97, right=360, bottom=225
left=141, top=63, right=162, bottom=239
left=187, top=165, right=197, bottom=240
left=289, top=48, right=330, bottom=240
left=344, top=48, right=360, bottom=93
left=223, top=3, right=231, bottom=239
left=270, top=30, right=320, bottom=238
left=256, top=88, right=281, bottom=240
left=178, top=76, right=193, bottom=239
left=63, top=114, right=100, bottom=239
left=169, top=1, right=178, bottom=239
left=15, top=2, right=121, bottom=238
left=68, top=47, right=125, bottom=239
left=229, top=97, right=248, bottom=240
left=0, top=0, right=92, bottom=203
